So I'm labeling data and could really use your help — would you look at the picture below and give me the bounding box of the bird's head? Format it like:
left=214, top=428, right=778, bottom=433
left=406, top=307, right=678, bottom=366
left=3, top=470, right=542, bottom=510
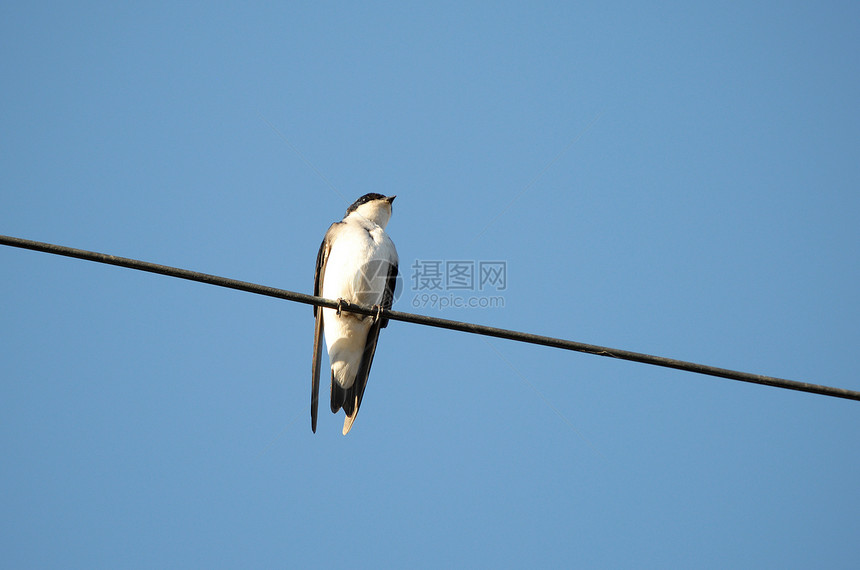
left=345, top=193, right=396, bottom=229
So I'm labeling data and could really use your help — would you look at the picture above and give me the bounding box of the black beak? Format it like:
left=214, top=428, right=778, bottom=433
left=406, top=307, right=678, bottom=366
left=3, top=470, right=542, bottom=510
left=386, top=195, right=396, bottom=204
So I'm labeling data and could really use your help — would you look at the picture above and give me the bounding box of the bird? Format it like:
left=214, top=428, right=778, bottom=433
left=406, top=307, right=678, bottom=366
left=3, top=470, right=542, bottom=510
left=310, top=193, right=399, bottom=435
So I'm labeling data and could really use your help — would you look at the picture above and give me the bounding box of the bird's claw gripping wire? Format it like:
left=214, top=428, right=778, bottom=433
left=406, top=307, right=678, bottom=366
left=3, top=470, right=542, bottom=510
left=372, top=304, right=384, bottom=323
left=335, top=298, right=346, bottom=316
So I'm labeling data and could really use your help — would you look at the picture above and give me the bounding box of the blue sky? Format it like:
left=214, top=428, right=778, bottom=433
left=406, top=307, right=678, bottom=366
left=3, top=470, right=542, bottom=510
left=2, top=2, right=858, bottom=567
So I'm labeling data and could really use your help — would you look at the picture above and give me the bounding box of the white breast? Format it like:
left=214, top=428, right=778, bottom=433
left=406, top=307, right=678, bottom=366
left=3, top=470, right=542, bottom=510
left=321, top=222, right=396, bottom=306
left=321, top=217, right=398, bottom=388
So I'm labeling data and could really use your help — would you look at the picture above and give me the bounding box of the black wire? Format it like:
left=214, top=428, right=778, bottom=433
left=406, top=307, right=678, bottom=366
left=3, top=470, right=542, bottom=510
left=2, top=233, right=858, bottom=402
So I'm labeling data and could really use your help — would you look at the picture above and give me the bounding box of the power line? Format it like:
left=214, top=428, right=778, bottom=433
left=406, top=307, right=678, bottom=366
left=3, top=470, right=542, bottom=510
left=2, top=233, right=858, bottom=403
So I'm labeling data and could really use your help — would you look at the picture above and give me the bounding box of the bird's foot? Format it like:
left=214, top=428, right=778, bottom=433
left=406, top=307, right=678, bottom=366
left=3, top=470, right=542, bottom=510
left=335, top=298, right=347, bottom=316
left=371, top=304, right=384, bottom=323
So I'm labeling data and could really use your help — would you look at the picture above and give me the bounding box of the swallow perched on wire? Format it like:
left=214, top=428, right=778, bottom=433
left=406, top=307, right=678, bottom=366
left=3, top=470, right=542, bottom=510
left=311, top=194, right=399, bottom=435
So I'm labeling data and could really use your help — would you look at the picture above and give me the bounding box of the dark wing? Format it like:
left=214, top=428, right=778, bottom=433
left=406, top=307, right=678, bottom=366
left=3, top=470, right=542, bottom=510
left=380, top=259, right=398, bottom=328
left=311, top=223, right=338, bottom=433
left=341, top=259, right=399, bottom=435
left=341, top=317, right=382, bottom=435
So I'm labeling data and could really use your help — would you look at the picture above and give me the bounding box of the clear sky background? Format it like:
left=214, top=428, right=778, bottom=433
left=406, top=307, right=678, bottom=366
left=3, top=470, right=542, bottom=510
left=2, top=2, right=858, bottom=568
